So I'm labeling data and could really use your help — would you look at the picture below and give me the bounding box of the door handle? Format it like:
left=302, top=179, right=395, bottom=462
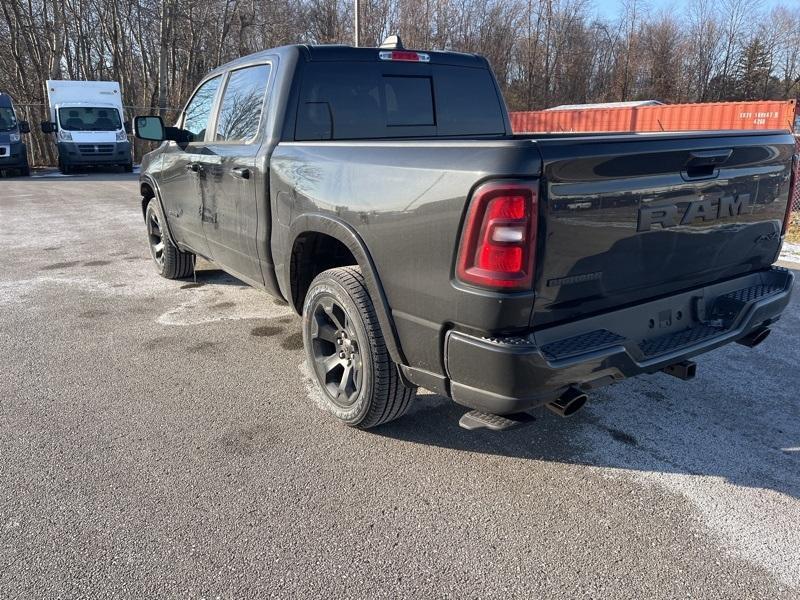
left=186, top=162, right=203, bottom=173
left=231, top=166, right=250, bottom=180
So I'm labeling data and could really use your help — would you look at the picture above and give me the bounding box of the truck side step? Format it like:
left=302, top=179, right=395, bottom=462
left=458, top=410, right=535, bottom=432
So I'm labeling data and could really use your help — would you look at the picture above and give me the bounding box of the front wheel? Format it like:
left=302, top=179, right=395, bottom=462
left=302, top=266, right=416, bottom=429
left=145, top=198, right=194, bottom=279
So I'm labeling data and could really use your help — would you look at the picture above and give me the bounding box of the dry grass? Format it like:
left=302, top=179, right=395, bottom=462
left=787, top=212, right=800, bottom=245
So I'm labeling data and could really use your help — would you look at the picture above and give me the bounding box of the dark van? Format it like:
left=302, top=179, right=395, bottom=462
left=0, top=93, right=31, bottom=177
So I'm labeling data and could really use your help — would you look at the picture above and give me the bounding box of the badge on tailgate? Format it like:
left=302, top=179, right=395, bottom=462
left=637, top=194, right=750, bottom=232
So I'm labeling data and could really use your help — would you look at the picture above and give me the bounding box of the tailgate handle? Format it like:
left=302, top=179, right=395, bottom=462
left=683, top=149, right=733, bottom=180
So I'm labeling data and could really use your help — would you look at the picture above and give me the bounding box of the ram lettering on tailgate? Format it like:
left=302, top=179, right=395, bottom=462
left=637, top=194, right=750, bottom=232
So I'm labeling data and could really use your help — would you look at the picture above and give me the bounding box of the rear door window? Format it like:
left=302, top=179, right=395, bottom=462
left=215, top=64, right=271, bottom=142
left=182, top=76, right=221, bottom=142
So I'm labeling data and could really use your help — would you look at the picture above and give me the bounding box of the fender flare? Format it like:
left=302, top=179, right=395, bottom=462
left=139, top=175, right=178, bottom=248
left=286, top=213, right=408, bottom=366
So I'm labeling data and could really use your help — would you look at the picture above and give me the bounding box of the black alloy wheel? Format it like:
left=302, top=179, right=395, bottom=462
left=308, top=294, right=364, bottom=408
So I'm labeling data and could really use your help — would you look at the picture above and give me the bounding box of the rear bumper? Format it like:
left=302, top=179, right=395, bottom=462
left=58, top=141, right=131, bottom=166
left=445, top=267, right=794, bottom=414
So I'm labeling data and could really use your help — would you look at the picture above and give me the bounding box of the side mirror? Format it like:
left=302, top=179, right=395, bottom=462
left=18, top=121, right=30, bottom=134
left=124, top=120, right=132, bottom=135
left=134, top=115, right=165, bottom=142
left=41, top=121, right=57, bottom=134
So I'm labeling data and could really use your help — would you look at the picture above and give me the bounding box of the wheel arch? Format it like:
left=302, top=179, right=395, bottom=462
left=139, top=176, right=177, bottom=247
left=286, top=214, right=407, bottom=366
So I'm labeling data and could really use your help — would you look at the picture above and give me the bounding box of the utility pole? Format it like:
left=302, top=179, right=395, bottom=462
left=354, top=0, right=360, bottom=47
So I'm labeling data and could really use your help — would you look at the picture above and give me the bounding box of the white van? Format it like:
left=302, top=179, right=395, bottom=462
left=42, top=80, right=132, bottom=174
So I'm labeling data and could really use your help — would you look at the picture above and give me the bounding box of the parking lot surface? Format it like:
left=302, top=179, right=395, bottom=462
left=1, top=171, right=799, bottom=598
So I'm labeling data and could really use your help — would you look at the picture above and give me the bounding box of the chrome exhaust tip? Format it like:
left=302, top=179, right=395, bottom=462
left=546, top=386, right=588, bottom=418
left=736, top=327, right=771, bottom=348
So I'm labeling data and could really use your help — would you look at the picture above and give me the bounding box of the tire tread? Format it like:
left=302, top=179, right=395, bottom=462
left=307, top=266, right=415, bottom=429
left=146, top=198, right=194, bottom=279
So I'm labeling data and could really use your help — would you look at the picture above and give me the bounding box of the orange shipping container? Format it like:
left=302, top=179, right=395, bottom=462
left=510, top=100, right=798, bottom=134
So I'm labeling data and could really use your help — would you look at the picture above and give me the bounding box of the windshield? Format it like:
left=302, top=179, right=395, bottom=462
left=58, top=107, right=122, bottom=131
left=0, top=107, right=17, bottom=131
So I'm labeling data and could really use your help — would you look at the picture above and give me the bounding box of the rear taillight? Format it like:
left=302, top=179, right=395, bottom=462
left=456, top=181, right=538, bottom=290
left=784, top=154, right=798, bottom=235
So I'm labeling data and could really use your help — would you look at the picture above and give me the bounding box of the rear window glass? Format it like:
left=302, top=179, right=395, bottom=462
left=295, top=62, right=505, bottom=140
left=384, top=76, right=434, bottom=126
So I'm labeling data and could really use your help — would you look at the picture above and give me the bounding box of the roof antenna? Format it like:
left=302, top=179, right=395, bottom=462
left=379, top=35, right=404, bottom=50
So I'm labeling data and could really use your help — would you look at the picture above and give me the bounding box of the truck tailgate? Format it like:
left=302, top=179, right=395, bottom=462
left=532, top=131, right=796, bottom=327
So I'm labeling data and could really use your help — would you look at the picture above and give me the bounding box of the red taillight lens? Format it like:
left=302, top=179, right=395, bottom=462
left=784, top=154, right=798, bottom=235
left=456, top=182, right=538, bottom=290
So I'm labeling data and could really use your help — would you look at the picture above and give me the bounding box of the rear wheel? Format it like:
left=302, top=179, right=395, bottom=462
left=145, top=198, right=194, bottom=279
left=302, top=266, right=416, bottom=428
left=124, top=162, right=133, bottom=173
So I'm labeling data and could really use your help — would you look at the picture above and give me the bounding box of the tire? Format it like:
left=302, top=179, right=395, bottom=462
left=60, top=161, right=71, bottom=175
left=302, top=266, right=416, bottom=429
left=145, top=198, right=194, bottom=279
left=124, top=162, right=133, bottom=173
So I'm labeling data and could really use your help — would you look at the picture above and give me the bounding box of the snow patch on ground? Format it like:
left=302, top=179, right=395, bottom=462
left=156, top=286, right=293, bottom=326
left=577, top=367, right=800, bottom=590
left=299, top=360, right=330, bottom=413
left=0, top=275, right=125, bottom=305
left=780, top=241, right=800, bottom=264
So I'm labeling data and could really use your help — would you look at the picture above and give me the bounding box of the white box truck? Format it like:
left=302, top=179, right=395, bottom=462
left=42, top=80, right=132, bottom=174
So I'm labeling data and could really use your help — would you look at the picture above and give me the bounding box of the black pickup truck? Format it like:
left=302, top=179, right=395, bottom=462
left=134, top=39, right=797, bottom=430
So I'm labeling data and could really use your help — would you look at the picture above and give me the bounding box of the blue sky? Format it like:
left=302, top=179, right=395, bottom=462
left=592, top=0, right=791, bottom=19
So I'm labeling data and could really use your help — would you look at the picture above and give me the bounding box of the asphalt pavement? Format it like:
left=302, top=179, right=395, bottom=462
left=1, top=170, right=799, bottom=598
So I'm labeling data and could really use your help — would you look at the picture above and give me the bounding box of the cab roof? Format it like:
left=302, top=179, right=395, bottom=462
left=209, top=44, right=487, bottom=77
left=0, top=93, right=13, bottom=109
